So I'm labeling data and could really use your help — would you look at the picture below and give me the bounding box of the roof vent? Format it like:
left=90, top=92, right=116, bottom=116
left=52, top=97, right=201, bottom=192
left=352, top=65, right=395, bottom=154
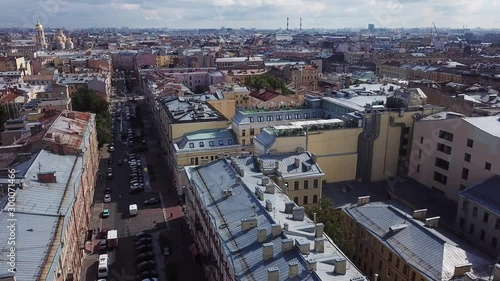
left=357, top=196, right=370, bottom=206
left=241, top=217, right=257, bottom=231
left=389, top=224, right=408, bottom=233
left=350, top=277, right=366, bottom=281
left=267, top=267, right=279, bottom=281
left=292, top=206, right=305, bottom=221
left=412, top=209, right=427, bottom=221
left=289, top=261, right=299, bottom=279
left=334, top=257, right=347, bottom=275
left=425, top=216, right=440, bottom=228
left=222, top=189, right=232, bottom=198
left=262, top=243, right=274, bottom=261
left=285, top=202, right=295, bottom=214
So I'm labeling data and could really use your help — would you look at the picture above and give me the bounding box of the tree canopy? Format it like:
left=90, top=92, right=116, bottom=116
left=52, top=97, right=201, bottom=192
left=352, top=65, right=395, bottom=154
left=72, top=89, right=111, bottom=146
left=304, top=198, right=356, bottom=258
left=244, top=74, right=293, bottom=95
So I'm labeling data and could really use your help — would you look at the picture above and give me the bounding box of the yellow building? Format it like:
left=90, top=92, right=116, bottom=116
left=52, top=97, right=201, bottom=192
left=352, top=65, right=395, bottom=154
left=156, top=55, right=170, bottom=67
left=289, top=65, right=319, bottom=92
left=342, top=199, right=493, bottom=281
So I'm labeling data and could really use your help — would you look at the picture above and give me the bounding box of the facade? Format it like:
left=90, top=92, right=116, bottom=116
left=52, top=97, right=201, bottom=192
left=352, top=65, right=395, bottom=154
left=184, top=157, right=365, bottom=281
left=288, top=65, right=319, bottom=92
left=215, top=56, right=265, bottom=70
left=409, top=113, right=500, bottom=201
left=455, top=176, right=500, bottom=258
left=56, top=73, right=111, bottom=98
left=0, top=111, right=98, bottom=281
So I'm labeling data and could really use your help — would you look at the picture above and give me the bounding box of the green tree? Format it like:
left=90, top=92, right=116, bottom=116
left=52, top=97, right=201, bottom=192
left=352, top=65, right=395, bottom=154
left=72, top=89, right=111, bottom=146
left=305, top=198, right=356, bottom=258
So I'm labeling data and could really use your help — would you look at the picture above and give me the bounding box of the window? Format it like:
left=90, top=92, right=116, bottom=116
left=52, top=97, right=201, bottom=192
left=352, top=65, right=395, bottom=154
left=483, top=212, right=489, bottom=223
left=420, top=136, right=424, bottom=144
left=462, top=201, right=468, bottom=211
left=228, top=139, right=233, bottom=145
left=190, top=158, right=195, bottom=165
left=493, top=237, right=498, bottom=248
left=303, top=196, right=308, bottom=204
left=313, top=112, right=317, bottom=118
left=242, top=139, right=246, bottom=146
left=469, top=224, right=475, bottom=234
left=208, top=141, right=214, bottom=147
left=462, top=168, right=469, bottom=180
left=460, top=184, right=466, bottom=191
left=304, top=180, right=309, bottom=189
left=189, top=143, right=194, bottom=148
left=249, top=117, right=254, bottom=123
left=435, top=157, right=450, bottom=170
left=387, top=268, right=393, bottom=278
left=473, top=207, right=478, bottom=217
left=388, top=253, right=393, bottom=262
left=395, top=258, right=400, bottom=269
left=495, top=219, right=500, bottom=230
left=286, top=114, right=292, bottom=120
left=418, top=149, right=422, bottom=158
left=199, top=142, right=204, bottom=147
left=437, top=143, right=452, bottom=154
left=313, top=195, right=318, bottom=203
left=293, top=197, right=298, bottom=204
left=403, top=265, right=408, bottom=275
left=480, top=230, right=485, bottom=241
left=411, top=271, right=416, bottom=281
left=304, top=113, right=310, bottom=119
left=218, top=140, right=224, bottom=145
left=460, top=218, right=465, bottom=227
left=257, top=116, right=264, bottom=122
left=433, top=171, right=448, bottom=185
left=267, top=115, right=273, bottom=121
left=242, top=130, right=246, bottom=136
left=467, top=138, right=474, bottom=148
left=313, top=179, right=318, bottom=188
left=294, top=181, right=299, bottom=190
left=417, top=164, right=420, bottom=173
left=250, top=128, right=255, bottom=135
left=464, top=153, right=471, bottom=162
left=439, top=130, right=454, bottom=142
left=295, top=113, right=301, bottom=119
left=276, top=115, right=282, bottom=121
left=485, top=162, right=491, bottom=171
left=380, top=245, right=384, bottom=254
left=378, top=260, right=382, bottom=270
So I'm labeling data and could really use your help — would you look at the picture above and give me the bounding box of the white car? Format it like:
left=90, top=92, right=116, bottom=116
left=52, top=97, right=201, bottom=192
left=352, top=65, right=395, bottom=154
left=104, top=194, right=111, bottom=203
left=109, top=146, right=115, bottom=152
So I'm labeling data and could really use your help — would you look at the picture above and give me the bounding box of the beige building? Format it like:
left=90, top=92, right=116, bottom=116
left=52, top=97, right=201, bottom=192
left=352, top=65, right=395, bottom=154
left=215, top=56, right=265, bottom=70
left=288, top=65, right=319, bottom=92
left=455, top=176, right=500, bottom=258
left=409, top=113, right=500, bottom=201
left=342, top=199, right=495, bottom=281
left=0, top=56, right=31, bottom=75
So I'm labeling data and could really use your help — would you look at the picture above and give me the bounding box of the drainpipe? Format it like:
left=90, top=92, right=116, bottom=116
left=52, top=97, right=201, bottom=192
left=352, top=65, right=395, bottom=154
left=389, top=114, right=407, bottom=176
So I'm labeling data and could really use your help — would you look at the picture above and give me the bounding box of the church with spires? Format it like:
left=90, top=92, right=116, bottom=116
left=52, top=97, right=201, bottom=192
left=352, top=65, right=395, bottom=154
left=34, top=20, right=74, bottom=51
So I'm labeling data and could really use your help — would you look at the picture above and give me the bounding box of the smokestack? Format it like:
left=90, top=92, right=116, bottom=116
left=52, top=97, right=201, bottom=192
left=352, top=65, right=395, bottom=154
left=287, top=17, right=289, bottom=31
left=300, top=18, right=302, bottom=31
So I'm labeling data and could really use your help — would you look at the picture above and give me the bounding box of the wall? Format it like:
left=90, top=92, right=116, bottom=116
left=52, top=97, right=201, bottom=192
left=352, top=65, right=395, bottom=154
left=207, top=99, right=236, bottom=120
left=278, top=176, right=322, bottom=205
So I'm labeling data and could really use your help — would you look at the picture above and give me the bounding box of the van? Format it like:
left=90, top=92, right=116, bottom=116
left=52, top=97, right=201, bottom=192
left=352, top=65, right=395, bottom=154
left=97, top=254, right=109, bottom=277
left=129, top=204, right=138, bottom=216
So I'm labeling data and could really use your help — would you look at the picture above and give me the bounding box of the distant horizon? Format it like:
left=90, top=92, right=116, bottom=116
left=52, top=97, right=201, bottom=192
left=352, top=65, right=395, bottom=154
left=1, top=0, right=498, bottom=31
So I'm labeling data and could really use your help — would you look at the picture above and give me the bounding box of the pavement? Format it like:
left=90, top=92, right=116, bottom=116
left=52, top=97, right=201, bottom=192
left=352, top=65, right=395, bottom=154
left=81, top=95, right=205, bottom=281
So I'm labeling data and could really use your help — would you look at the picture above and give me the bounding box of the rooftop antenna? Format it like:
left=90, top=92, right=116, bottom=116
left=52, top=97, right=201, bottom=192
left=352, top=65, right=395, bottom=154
left=300, top=18, right=302, bottom=31
left=287, top=17, right=289, bottom=31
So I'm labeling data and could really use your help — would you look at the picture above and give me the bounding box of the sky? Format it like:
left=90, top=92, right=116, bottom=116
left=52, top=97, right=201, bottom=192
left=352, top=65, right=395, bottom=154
left=1, top=0, right=499, bottom=30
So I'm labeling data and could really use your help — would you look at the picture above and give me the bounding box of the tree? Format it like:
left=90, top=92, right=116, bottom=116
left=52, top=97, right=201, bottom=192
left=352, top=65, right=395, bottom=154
left=305, top=198, right=356, bottom=258
left=72, top=89, right=111, bottom=146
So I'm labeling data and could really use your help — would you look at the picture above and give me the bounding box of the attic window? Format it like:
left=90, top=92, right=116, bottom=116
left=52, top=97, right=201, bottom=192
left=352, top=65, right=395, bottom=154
left=189, top=143, right=194, bottom=148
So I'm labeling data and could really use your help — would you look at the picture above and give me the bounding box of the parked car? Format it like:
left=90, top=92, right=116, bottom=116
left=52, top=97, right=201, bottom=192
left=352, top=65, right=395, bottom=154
left=135, top=239, right=152, bottom=247
left=107, top=173, right=113, bottom=179
left=98, top=239, right=107, bottom=251
left=134, top=232, right=150, bottom=240
left=135, top=252, right=154, bottom=263
left=118, top=159, right=123, bottom=165
left=109, top=146, right=115, bottom=152
left=102, top=209, right=110, bottom=218
left=107, top=167, right=112, bottom=173
left=105, top=187, right=111, bottom=194
left=136, top=244, right=152, bottom=254
left=143, top=198, right=159, bottom=206
left=104, top=194, right=111, bottom=203
left=137, top=261, right=155, bottom=272
left=136, top=270, right=158, bottom=280
left=96, top=229, right=109, bottom=239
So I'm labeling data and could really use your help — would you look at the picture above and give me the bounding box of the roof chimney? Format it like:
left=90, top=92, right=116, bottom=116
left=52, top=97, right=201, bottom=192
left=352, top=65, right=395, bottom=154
left=311, top=153, right=317, bottom=163
left=271, top=224, right=281, bottom=237
left=281, top=239, right=294, bottom=252
left=257, top=227, right=267, bottom=243
left=261, top=176, right=270, bottom=185
left=357, top=196, right=370, bottom=206
left=289, top=261, right=299, bottom=279
left=334, top=257, right=347, bottom=275
left=314, top=237, right=325, bottom=253
left=412, top=209, right=428, bottom=221
left=292, top=206, right=305, bottom=221
left=296, top=239, right=310, bottom=255
left=425, top=216, right=440, bottom=228
left=262, top=242, right=274, bottom=261
left=294, top=158, right=301, bottom=168
left=315, top=223, right=324, bottom=238
left=453, top=264, right=472, bottom=277
left=267, top=267, right=279, bottom=281
left=274, top=160, right=279, bottom=170
left=241, top=217, right=257, bottom=231
left=307, top=258, right=317, bottom=271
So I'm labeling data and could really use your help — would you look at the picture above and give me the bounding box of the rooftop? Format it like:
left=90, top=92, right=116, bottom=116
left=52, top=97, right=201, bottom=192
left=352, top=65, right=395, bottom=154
left=250, top=90, right=281, bottom=101
left=174, top=129, right=239, bottom=151
left=463, top=115, right=500, bottom=138
left=187, top=155, right=364, bottom=281
left=460, top=175, right=500, bottom=216
left=216, top=56, right=264, bottom=63
left=160, top=96, right=227, bottom=123
left=343, top=202, right=493, bottom=281
left=42, top=110, right=94, bottom=150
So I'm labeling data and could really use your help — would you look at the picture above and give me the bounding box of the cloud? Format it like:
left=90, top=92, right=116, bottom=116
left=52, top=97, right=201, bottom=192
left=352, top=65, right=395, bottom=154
left=0, top=0, right=497, bottom=29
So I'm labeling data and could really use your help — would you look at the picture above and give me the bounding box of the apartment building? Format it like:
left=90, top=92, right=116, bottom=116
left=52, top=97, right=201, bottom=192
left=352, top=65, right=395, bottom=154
left=456, top=176, right=500, bottom=258
left=410, top=113, right=500, bottom=201
left=0, top=110, right=98, bottom=281
left=209, top=83, right=251, bottom=119
left=344, top=52, right=372, bottom=65
left=215, top=56, right=265, bottom=70
left=184, top=156, right=365, bottom=281
left=343, top=199, right=495, bottom=281
left=56, top=73, right=111, bottom=98
left=0, top=56, right=31, bottom=75
left=288, top=65, right=319, bottom=92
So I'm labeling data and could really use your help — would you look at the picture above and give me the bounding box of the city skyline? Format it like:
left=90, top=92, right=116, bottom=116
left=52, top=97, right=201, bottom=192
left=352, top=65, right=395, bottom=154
left=1, top=0, right=499, bottom=30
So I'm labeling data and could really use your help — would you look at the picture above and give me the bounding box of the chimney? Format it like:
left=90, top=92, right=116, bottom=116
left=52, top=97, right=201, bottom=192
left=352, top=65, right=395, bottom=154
left=241, top=217, right=257, bottom=231
left=373, top=274, right=379, bottom=281
left=261, top=176, right=270, bottom=185
left=296, top=239, right=310, bottom=254
left=257, top=227, right=267, bottom=243
left=311, top=153, right=317, bottom=163
left=236, top=176, right=241, bottom=185
left=334, top=257, right=347, bottom=275
left=265, top=183, right=275, bottom=194
left=300, top=18, right=302, bottom=31
left=281, top=239, right=294, bottom=252
left=287, top=17, right=289, bottom=31
left=425, top=216, right=440, bottom=228
left=255, top=186, right=264, bottom=201
left=258, top=159, right=264, bottom=171
left=271, top=224, right=281, bottom=237
left=292, top=206, right=305, bottom=221
left=453, top=264, right=472, bottom=277
left=274, top=160, right=279, bottom=170
left=357, top=196, right=370, bottom=206
left=46, top=132, right=53, bottom=138
left=289, top=261, right=299, bottom=279
left=66, top=111, right=75, bottom=119
left=266, top=199, right=273, bottom=211
left=307, top=258, right=317, bottom=271
left=294, top=158, right=301, bottom=168
left=314, top=237, right=325, bottom=253
left=37, top=172, right=57, bottom=183
left=262, top=242, right=274, bottom=261
left=464, top=272, right=475, bottom=281
left=315, top=223, right=324, bottom=238
left=267, top=267, right=279, bottom=281
left=493, top=264, right=500, bottom=281
left=285, top=202, right=295, bottom=214
left=412, top=209, right=428, bottom=221
left=284, top=223, right=289, bottom=231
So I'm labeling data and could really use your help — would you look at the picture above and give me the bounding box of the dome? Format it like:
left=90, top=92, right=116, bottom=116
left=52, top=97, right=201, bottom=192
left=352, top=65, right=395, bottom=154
left=66, top=37, right=72, bottom=43
left=35, top=20, right=43, bottom=31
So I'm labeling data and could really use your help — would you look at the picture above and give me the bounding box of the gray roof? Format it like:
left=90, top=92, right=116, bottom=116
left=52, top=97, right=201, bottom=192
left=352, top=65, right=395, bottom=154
left=460, top=175, right=500, bottom=216
left=257, top=153, right=324, bottom=179
left=174, top=129, right=238, bottom=151
left=343, top=203, right=493, bottom=280
left=160, top=95, right=227, bottom=123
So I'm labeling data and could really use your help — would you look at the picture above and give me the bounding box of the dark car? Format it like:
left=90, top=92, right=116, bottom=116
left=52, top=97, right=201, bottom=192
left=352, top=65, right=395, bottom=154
left=134, top=232, right=150, bottom=240
left=135, top=239, right=152, bottom=248
left=136, top=270, right=158, bottom=280
left=118, top=159, right=123, bottom=165
left=135, top=252, right=154, bottom=263
left=136, top=244, right=153, bottom=254
left=105, top=186, right=111, bottom=194
left=137, top=261, right=155, bottom=272
left=96, top=229, right=109, bottom=239
left=143, top=198, right=159, bottom=206
left=98, top=239, right=107, bottom=252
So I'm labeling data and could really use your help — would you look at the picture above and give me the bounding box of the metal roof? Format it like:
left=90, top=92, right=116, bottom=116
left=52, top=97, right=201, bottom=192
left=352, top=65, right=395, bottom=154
left=459, top=175, right=500, bottom=216
left=174, top=129, right=239, bottom=151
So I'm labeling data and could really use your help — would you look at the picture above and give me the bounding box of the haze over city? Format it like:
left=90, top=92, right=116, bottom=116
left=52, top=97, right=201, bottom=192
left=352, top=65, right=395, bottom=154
left=1, top=0, right=499, bottom=29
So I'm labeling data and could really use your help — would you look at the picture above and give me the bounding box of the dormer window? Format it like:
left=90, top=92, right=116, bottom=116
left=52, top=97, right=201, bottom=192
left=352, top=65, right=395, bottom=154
left=199, top=142, right=204, bottom=147
left=209, top=141, right=214, bottom=147
left=189, top=143, right=194, bottom=148
left=228, top=139, right=233, bottom=145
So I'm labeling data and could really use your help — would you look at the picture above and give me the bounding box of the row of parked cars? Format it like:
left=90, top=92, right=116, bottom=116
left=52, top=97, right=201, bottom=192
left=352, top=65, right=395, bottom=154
left=128, top=153, right=145, bottom=194
left=134, top=232, right=159, bottom=281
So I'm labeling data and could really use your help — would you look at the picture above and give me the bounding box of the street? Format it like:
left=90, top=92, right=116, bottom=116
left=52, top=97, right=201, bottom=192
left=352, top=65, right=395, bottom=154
left=81, top=73, right=205, bottom=281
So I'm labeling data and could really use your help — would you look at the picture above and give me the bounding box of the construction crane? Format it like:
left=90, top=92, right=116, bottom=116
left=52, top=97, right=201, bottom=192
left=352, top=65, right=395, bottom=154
left=432, top=22, right=440, bottom=41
